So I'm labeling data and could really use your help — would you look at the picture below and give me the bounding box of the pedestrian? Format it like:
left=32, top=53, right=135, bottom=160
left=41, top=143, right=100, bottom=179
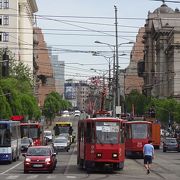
left=143, top=140, right=154, bottom=175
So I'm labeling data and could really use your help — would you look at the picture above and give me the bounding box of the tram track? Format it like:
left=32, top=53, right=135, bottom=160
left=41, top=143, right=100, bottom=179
left=133, top=159, right=167, bottom=179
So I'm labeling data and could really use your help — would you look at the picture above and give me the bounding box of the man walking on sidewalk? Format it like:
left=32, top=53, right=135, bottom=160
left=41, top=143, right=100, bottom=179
left=143, top=140, right=154, bottom=174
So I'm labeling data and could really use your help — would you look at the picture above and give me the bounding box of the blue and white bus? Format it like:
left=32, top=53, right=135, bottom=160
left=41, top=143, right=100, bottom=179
left=0, top=120, right=21, bottom=163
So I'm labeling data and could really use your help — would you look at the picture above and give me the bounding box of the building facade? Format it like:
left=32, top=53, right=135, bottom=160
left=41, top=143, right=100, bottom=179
left=34, top=27, right=55, bottom=107
left=0, top=0, right=37, bottom=72
left=142, top=3, right=180, bottom=100
left=125, top=27, right=145, bottom=96
left=48, top=48, right=65, bottom=96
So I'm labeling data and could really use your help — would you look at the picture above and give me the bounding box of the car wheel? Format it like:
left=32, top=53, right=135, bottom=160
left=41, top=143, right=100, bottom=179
left=49, top=169, right=53, bottom=173
left=24, top=169, right=28, bottom=174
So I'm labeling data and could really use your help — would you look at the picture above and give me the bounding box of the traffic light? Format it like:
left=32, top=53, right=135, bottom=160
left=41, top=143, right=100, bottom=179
left=2, top=50, right=9, bottom=77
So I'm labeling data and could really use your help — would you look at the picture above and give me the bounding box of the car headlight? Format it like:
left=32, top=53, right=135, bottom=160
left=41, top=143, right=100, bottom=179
left=112, top=153, right=118, bottom=158
left=45, top=158, right=51, bottom=162
left=25, top=158, right=31, bottom=162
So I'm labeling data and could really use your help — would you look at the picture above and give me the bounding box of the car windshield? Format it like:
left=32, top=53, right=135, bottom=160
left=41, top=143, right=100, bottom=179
left=165, top=139, right=177, bottom=143
left=21, top=138, right=30, bottom=144
left=54, top=139, right=67, bottom=143
left=63, top=111, right=69, bottom=115
left=27, top=148, right=50, bottom=156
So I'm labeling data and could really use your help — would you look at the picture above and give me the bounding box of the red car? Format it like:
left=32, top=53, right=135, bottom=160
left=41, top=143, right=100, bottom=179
left=23, top=146, right=57, bottom=173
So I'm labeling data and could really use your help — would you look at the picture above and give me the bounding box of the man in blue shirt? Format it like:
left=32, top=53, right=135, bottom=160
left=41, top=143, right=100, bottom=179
left=143, top=140, right=154, bottom=174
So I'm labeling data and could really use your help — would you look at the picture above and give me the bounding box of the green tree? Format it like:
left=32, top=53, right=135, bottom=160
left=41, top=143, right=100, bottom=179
left=150, top=98, right=180, bottom=125
left=0, top=49, right=41, bottom=120
left=43, top=92, right=72, bottom=125
left=125, top=90, right=149, bottom=116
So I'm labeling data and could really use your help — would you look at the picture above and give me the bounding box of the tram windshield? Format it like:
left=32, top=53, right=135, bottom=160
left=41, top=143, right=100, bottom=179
left=131, top=124, right=148, bottom=139
left=96, top=122, right=119, bottom=144
left=20, top=125, right=39, bottom=139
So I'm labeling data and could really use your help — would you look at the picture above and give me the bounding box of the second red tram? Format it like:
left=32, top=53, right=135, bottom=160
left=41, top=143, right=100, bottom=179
left=20, top=122, right=44, bottom=146
left=77, top=117, right=125, bottom=172
left=123, top=121, right=152, bottom=157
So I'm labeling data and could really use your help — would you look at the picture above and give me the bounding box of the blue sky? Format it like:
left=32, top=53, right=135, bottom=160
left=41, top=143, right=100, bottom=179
left=35, top=0, right=180, bottom=81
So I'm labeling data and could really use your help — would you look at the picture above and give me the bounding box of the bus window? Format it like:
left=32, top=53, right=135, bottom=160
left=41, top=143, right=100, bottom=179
left=0, top=128, right=11, bottom=147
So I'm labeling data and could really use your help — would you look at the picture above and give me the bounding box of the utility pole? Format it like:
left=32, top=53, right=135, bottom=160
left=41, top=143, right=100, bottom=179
left=112, top=50, right=116, bottom=117
left=114, top=5, right=121, bottom=116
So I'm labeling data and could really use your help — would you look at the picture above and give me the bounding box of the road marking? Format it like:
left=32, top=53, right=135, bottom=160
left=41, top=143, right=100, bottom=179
left=27, top=175, right=39, bottom=179
left=66, top=176, right=77, bottom=179
left=0, top=162, right=23, bottom=175
left=47, top=175, right=56, bottom=179
left=6, top=175, right=19, bottom=179
left=64, top=146, right=76, bottom=175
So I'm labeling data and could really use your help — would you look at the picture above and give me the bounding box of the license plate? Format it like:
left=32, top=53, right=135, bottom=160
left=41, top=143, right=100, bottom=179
left=33, top=164, right=43, bottom=167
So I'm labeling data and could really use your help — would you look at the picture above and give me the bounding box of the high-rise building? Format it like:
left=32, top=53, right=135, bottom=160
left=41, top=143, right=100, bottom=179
left=48, top=47, right=65, bottom=96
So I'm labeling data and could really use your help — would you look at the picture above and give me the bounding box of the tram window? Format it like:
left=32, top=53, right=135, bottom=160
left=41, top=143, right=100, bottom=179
left=91, top=122, right=95, bottom=143
left=126, top=125, right=132, bottom=139
left=86, top=122, right=91, bottom=143
left=80, top=124, right=84, bottom=142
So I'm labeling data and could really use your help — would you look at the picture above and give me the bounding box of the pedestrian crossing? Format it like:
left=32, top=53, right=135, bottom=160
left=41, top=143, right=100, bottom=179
left=0, top=174, right=78, bottom=180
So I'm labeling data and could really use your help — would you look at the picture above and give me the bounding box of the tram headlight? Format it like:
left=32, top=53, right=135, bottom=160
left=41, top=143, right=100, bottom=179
left=112, top=153, right=118, bottom=158
left=96, top=153, right=102, bottom=158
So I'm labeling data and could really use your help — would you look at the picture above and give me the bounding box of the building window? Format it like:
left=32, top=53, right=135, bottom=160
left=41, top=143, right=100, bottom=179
left=3, top=32, right=9, bottom=42
left=0, top=0, right=2, bottom=9
left=3, top=15, right=9, bottom=25
left=0, top=32, right=2, bottom=41
left=4, top=0, right=9, bottom=9
left=0, top=16, right=2, bottom=25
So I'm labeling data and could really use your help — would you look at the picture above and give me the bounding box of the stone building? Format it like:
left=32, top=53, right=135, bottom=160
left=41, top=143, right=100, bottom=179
left=141, top=3, right=180, bottom=100
left=124, top=27, right=145, bottom=96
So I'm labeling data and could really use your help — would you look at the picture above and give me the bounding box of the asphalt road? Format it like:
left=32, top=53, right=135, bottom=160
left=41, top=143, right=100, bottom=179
left=0, top=116, right=180, bottom=180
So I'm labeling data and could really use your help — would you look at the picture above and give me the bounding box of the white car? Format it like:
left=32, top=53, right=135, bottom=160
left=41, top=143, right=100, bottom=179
left=74, top=110, right=81, bottom=117
left=53, top=136, right=70, bottom=152
left=62, top=110, right=70, bottom=117
left=44, top=130, right=53, bottom=142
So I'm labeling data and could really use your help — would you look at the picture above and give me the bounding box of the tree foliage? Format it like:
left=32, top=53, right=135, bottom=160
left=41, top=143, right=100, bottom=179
left=0, top=49, right=40, bottom=120
left=43, top=91, right=72, bottom=125
left=125, top=90, right=180, bottom=124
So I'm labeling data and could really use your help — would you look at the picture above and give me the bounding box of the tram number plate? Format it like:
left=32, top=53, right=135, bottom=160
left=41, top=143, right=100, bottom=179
left=33, top=164, right=43, bottom=167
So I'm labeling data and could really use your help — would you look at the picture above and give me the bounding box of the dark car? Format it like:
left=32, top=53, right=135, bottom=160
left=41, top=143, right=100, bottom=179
left=23, top=146, right=57, bottom=173
left=163, top=137, right=180, bottom=152
left=21, top=137, right=33, bottom=153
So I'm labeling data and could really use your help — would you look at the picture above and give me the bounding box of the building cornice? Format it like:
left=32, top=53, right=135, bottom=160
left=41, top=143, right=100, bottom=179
left=28, top=0, right=38, bottom=13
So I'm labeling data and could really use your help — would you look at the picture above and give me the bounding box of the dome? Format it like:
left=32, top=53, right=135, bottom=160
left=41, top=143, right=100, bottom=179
left=153, top=3, right=174, bottom=14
